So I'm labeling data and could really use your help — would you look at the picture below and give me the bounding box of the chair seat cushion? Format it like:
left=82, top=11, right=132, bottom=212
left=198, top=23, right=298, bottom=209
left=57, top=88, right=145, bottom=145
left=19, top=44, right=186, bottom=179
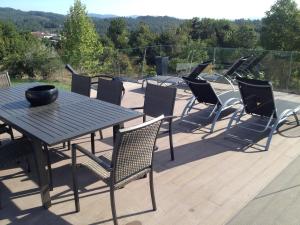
left=81, top=151, right=151, bottom=188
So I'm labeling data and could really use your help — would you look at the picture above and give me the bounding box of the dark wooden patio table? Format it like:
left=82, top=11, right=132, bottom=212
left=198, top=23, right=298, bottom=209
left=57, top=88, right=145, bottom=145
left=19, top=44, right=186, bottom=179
left=0, top=83, right=142, bottom=208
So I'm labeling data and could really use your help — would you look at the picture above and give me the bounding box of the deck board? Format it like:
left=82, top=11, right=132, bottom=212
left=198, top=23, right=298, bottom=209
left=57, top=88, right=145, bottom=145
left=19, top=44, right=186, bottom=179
left=1, top=82, right=300, bottom=225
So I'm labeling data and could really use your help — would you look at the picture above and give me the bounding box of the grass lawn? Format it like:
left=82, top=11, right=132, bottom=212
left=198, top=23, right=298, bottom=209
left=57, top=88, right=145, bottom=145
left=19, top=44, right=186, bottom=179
left=11, top=79, right=71, bottom=91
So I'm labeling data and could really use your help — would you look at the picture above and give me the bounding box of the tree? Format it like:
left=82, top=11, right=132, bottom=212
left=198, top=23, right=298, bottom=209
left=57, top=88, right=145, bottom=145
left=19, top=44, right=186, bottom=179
left=232, top=24, right=258, bottom=48
left=0, top=21, right=61, bottom=78
left=60, top=0, right=103, bottom=72
left=129, top=22, right=156, bottom=60
left=260, top=0, right=300, bottom=51
left=189, top=18, right=239, bottom=47
left=107, top=18, right=129, bottom=49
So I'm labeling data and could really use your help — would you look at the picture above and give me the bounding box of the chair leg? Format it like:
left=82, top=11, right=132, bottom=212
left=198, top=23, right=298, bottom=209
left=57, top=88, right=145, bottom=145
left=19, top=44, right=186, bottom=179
left=8, top=126, right=14, bottom=140
left=293, top=112, right=300, bottom=125
left=43, top=144, right=53, bottom=191
left=99, top=130, right=103, bottom=140
left=72, top=147, right=80, bottom=212
left=68, top=141, right=71, bottom=150
left=110, top=186, right=118, bottom=225
left=63, top=142, right=66, bottom=148
left=91, top=133, right=95, bottom=154
left=210, top=106, right=223, bottom=133
left=168, top=122, right=175, bottom=161
left=25, top=157, right=31, bottom=173
left=265, top=120, right=279, bottom=151
left=149, top=170, right=157, bottom=211
left=0, top=184, right=2, bottom=209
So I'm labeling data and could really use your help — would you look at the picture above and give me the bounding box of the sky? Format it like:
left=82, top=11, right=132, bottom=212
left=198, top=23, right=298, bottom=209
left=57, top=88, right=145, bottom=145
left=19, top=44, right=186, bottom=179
left=1, top=0, right=300, bottom=19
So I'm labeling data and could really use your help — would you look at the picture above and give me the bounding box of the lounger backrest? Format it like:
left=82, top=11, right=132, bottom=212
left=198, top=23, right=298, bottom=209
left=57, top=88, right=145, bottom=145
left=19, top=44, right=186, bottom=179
left=236, top=55, right=256, bottom=73
left=246, top=52, right=268, bottom=73
left=183, top=77, right=219, bottom=105
left=188, top=60, right=213, bottom=79
left=224, top=57, right=248, bottom=77
left=236, top=77, right=277, bottom=118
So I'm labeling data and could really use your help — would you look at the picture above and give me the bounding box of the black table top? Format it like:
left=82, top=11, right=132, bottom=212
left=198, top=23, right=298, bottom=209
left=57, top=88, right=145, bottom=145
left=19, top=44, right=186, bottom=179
left=0, top=83, right=142, bottom=145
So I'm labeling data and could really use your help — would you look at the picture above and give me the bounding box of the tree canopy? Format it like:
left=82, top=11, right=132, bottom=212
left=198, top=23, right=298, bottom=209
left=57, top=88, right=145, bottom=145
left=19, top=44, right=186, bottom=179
left=60, top=0, right=103, bottom=72
left=261, top=0, right=300, bottom=51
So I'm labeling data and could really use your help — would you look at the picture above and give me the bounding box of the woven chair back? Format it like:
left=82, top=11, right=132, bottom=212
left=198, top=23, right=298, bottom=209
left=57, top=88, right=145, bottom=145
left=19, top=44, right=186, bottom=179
left=112, top=116, right=163, bottom=184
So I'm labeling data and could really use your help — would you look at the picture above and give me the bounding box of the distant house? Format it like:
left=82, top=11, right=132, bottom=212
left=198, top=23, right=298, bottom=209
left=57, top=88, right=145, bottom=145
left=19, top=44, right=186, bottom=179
left=31, top=32, right=61, bottom=43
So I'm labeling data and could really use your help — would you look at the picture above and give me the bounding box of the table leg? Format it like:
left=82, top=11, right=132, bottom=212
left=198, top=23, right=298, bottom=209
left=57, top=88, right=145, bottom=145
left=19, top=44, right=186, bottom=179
left=32, top=139, right=51, bottom=208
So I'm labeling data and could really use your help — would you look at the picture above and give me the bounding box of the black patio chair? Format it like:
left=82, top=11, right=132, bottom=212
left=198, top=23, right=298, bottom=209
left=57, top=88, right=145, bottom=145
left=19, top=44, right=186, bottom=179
left=132, top=83, right=177, bottom=160
left=0, top=138, right=34, bottom=209
left=65, top=64, right=125, bottom=149
left=181, top=76, right=241, bottom=133
left=142, top=60, right=213, bottom=88
left=227, top=77, right=300, bottom=151
left=0, top=72, right=14, bottom=142
left=66, top=64, right=125, bottom=97
left=90, top=78, right=124, bottom=154
left=71, top=115, right=164, bottom=225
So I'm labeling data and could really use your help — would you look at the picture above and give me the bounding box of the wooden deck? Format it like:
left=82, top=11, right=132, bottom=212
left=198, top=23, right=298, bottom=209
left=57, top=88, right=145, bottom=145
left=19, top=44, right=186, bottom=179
left=1, top=81, right=300, bottom=225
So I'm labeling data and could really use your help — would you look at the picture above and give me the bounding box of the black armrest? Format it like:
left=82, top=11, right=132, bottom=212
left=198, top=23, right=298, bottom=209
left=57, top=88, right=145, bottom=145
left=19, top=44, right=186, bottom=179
left=163, top=115, right=177, bottom=121
left=71, top=144, right=112, bottom=172
left=65, top=64, right=76, bottom=74
left=91, top=74, right=114, bottom=79
left=130, top=106, right=144, bottom=110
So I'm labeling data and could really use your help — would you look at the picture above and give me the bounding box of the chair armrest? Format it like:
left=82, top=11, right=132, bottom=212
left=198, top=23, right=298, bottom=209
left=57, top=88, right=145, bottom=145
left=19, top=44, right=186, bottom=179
left=90, top=81, right=99, bottom=85
left=71, top=144, right=112, bottom=172
left=130, top=106, right=144, bottom=110
left=163, top=115, right=177, bottom=120
left=162, top=115, right=177, bottom=123
left=90, top=75, right=113, bottom=84
left=91, top=74, right=114, bottom=79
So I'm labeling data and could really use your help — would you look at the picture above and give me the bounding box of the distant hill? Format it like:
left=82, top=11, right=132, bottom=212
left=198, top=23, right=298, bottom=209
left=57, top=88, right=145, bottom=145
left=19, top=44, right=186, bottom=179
left=0, top=7, right=260, bottom=36
left=0, top=7, right=65, bottom=32
left=92, top=16, right=185, bottom=35
left=0, top=7, right=185, bottom=34
left=88, top=13, right=117, bottom=19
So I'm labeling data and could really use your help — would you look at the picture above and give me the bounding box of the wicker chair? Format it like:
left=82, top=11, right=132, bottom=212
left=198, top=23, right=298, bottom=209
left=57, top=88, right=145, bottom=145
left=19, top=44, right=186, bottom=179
left=0, top=72, right=14, bottom=142
left=90, top=78, right=124, bottom=153
left=72, top=115, right=164, bottom=225
left=132, top=83, right=177, bottom=160
left=0, top=138, right=34, bottom=209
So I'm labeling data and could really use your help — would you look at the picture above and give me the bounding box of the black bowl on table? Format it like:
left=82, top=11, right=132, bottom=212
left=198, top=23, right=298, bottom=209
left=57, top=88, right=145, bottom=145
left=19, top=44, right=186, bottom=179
left=25, top=85, right=58, bottom=106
